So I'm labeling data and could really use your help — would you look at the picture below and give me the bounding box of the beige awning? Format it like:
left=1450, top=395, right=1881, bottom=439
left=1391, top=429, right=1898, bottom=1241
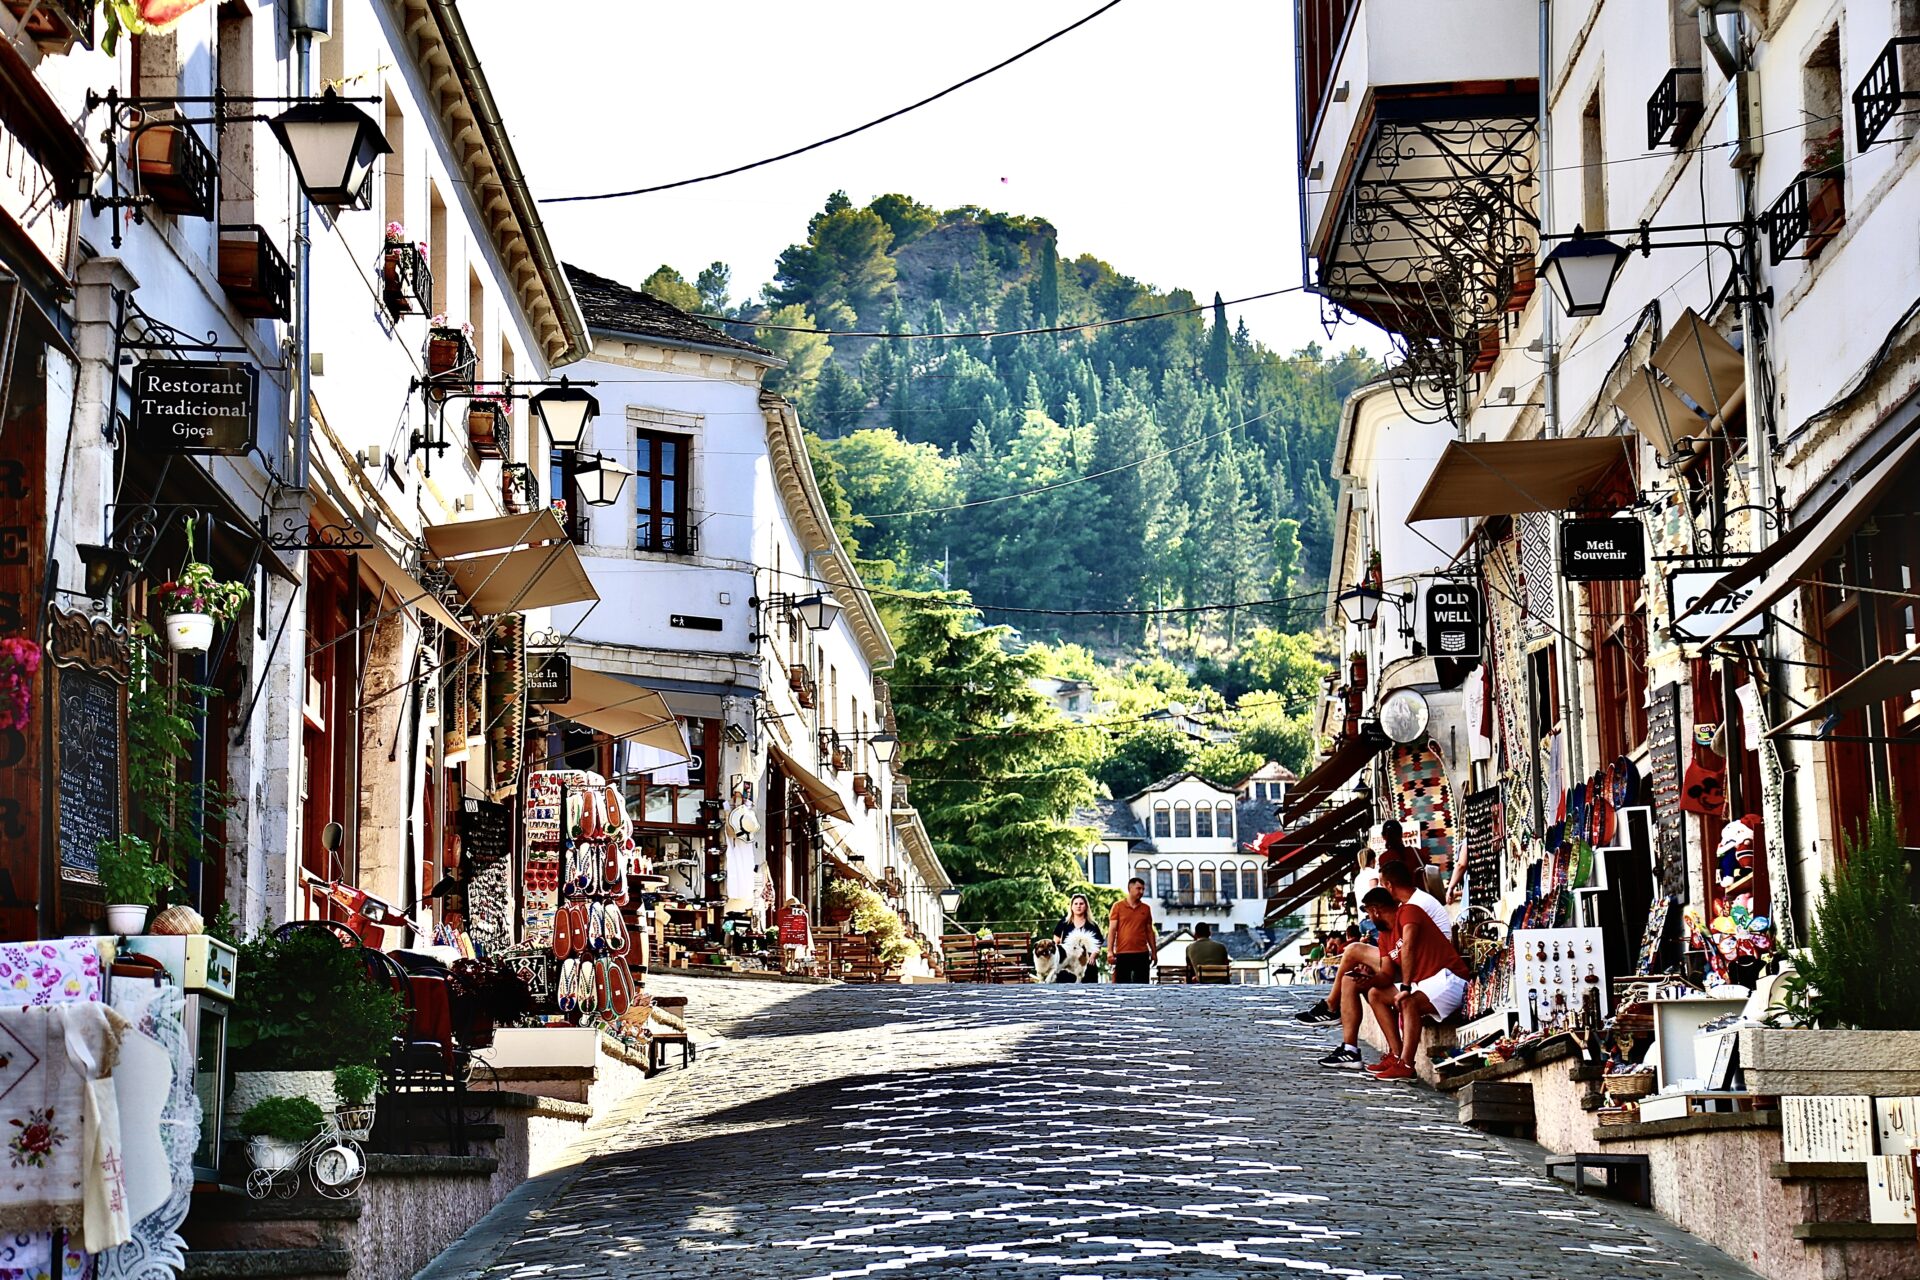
left=353, top=537, right=475, bottom=645
left=1616, top=365, right=1710, bottom=457
left=547, top=667, right=690, bottom=761
left=422, top=509, right=598, bottom=615
left=1406, top=437, right=1633, bottom=523
left=770, top=743, right=851, bottom=821
left=1651, top=309, right=1746, bottom=423
left=1769, top=643, right=1920, bottom=737
left=1695, top=429, right=1920, bottom=644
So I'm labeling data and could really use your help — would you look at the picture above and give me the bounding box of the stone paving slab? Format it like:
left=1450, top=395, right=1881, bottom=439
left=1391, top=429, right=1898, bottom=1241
left=418, top=980, right=1761, bottom=1280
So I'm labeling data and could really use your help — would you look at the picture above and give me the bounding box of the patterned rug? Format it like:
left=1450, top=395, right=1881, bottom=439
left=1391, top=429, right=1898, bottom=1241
left=1392, top=738, right=1456, bottom=870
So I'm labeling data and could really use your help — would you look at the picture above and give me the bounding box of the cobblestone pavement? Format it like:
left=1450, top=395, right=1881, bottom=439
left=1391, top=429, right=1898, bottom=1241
left=423, top=979, right=1760, bottom=1280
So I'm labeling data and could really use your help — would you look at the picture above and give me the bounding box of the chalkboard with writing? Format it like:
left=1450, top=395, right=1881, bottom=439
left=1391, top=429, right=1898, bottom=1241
left=57, top=667, right=122, bottom=876
left=1646, top=682, right=1685, bottom=897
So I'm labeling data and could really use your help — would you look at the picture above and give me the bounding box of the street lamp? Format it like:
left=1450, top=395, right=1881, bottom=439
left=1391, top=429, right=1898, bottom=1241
left=939, top=888, right=962, bottom=916
left=793, top=592, right=842, bottom=632
left=1335, top=583, right=1384, bottom=627
left=867, top=732, right=899, bottom=767
left=530, top=379, right=600, bottom=450
left=267, top=88, right=393, bottom=207
left=76, top=544, right=138, bottom=600
left=1538, top=228, right=1633, bottom=318
left=576, top=453, right=632, bottom=506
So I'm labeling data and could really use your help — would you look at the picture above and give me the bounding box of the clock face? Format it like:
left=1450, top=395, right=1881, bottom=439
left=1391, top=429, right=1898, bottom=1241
left=313, top=1144, right=362, bottom=1187
left=1380, top=689, right=1430, bottom=744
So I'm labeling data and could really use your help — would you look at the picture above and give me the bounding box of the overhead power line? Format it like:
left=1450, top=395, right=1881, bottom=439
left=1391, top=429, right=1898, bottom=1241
left=702, top=286, right=1307, bottom=341
left=543, top=0, right=1127, bottom=203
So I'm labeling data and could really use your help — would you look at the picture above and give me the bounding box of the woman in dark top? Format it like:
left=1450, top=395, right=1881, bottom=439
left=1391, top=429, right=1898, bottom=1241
left=1053, top=892, right=1104, bottom=982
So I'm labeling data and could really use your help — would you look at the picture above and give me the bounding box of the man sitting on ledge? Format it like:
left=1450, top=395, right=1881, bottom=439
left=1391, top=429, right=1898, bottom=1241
left=1306, top=894, right=1401, bottom=1069
left=1365, top=864, right=1471, bottom=1081
left=1185, top=921, right=1228, bottom=981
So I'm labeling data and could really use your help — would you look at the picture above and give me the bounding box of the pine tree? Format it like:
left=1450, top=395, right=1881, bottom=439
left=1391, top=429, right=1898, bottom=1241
left=1204, top=292, right=1231, bottom=388
left=1031, top=236, right=1061, bottom=325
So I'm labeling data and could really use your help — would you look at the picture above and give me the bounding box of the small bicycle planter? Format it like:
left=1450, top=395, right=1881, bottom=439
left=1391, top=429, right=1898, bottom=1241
left=245, top=1121, right=366, bottom=1201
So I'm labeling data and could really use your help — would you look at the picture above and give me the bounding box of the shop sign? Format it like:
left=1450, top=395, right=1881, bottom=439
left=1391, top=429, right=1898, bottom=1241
left=1560, top=518, right=1645, bottom=581
left=1423, top=583, right=1482, bottom=658
left=528, top=651, right=572, bottom=703
left=130, top=360, right=257, bottom=456
left=1668, top=569, right=1764, bottom=641
left=778, top=902, right=811, bottom=947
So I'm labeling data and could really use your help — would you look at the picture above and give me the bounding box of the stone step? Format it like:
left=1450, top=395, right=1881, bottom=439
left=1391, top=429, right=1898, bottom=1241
left=1792, top=1222, right=1918, bottom=1242
left=182, top=1247, right=352, bottom=1279
left=182, top=1192, right=361, bottom=1251
left=1771, top=1161, right=1868, bottom=1181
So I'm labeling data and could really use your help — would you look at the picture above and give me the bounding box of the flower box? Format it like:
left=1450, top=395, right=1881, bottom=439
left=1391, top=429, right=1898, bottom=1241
left=466, top=398, right=508, bottom=460
left=381, top=242, right=432, bottom=319
left=218, top=225, right=293, bottom=320
left=135, top=122, right=216, bottom=220
left=1805, top=173, right=1845, bottom=258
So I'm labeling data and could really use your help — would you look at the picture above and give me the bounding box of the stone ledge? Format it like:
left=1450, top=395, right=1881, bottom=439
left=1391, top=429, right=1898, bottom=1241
left=188, top=1193, right=363, bottom=1222
left=1791, top=1222, right=1916, bottom=1242
left=455, top=1088, right=591, bottom=1119
left=1436, top=1039, right=1581, bottom=1092
left=365, top=1153, right=499, bottom=1178
left=484, top=1064, right=595, bottom=1082
left=1770, top=1161, right=1869, bottom=1181
left=183, top=1248, right=352, bottom=1278
left=1593, top=1109, right=1780, bottom=1143
left=646, top=964, right=837, bottom=985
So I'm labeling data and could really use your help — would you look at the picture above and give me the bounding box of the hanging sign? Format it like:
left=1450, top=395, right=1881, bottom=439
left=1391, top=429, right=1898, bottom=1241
left=130, top=360, right=257, bottom=455
left=1668, top=569, right=1764, bottom=641
left=527, top=651, right=572, bottom=704
left=1560, top=518, right=1645, bottom=581
left=1424, top=583, right=1483, bottom=658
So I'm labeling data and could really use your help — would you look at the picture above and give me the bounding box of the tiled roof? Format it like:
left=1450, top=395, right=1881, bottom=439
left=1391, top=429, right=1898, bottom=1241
left=563, top=264, right=773, bottom=358
left=1236, top=797, right=1283, bottom=844
left=1072, top=798, right=1146, bottom=842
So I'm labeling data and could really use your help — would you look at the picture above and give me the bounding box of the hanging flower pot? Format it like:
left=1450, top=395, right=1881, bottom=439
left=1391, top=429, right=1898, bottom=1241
left=163, top=612, right=214, bottom=653
left=381, top=224, right=432, bottom=319
left=424, top=317, right=475, bottom=398
left=0, top=637, right=43, bottom=733
left=247, top=1135, right=303, bottom=1173
left=152, top=557, right=249, bottom=653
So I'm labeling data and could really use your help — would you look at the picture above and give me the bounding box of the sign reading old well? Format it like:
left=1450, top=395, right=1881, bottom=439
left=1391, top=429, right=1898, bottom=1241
left=131, top=360, right=258, bottom=456
left=1424, top=583, right=1483, bottom=658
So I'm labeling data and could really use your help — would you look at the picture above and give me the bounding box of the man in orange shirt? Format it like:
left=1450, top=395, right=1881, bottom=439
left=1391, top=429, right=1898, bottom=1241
left=1107, top=877, right=1157, bottom=983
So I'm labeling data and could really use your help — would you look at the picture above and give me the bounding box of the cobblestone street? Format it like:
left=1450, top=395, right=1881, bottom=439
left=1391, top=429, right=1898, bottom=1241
left=424, top=979, right=1758, bottom=1280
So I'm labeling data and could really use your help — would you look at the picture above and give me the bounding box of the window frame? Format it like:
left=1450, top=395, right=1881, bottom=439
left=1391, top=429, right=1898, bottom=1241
left=634, top=427, right=692, bottom=554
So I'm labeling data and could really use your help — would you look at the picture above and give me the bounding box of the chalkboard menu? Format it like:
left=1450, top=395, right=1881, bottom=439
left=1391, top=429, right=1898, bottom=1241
left=57, top=667, right=121, bottom=876
left=1646, top=682, right=1686, bottom=896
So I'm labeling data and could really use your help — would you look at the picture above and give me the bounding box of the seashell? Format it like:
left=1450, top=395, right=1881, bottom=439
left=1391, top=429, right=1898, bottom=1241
left=148, top=905, right=204, bottom=936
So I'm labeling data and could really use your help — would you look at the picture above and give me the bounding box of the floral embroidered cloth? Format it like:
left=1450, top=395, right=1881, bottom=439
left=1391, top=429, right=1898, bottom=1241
left=0, top=1004, right=128, bottom=1250
left=0, top=943, right=101, bottom=1010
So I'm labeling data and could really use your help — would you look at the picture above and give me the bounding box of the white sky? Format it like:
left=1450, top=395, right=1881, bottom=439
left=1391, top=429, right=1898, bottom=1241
left=462, top=0, right=1376, bottom=357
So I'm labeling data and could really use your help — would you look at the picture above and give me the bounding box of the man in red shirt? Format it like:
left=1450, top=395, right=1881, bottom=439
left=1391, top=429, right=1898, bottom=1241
left=1365, top=868, right=1471, bottom=1080
left=1107, top=877, right=1156, bottom=983
left=1309, top=890, right=1401, bottom=1069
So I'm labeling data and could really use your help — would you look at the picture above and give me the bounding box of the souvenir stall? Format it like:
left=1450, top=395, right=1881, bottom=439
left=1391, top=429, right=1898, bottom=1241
left=0, top=936, right=200, bottom=1280
left=516, top=769, right=641, bottom=1021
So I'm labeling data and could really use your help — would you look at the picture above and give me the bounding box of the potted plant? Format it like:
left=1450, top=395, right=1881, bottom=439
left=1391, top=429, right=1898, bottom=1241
left=152, top=554, right=250, bottom=655
left=466, top=394, right=509, bottom=460
left=381, top=223, right=431, bottom=318
left=227, top=929, right=404, bottom=1121
left=1740, top=805, right=1920, bottom=1094
left=95, top=833, right=174, bottom=935
left=239, top=1095, right=323, bottom=1172
left=0, top=637, right=43, bottom=733
left=330, top=1064, right=379, bottom=1140
left=1803, top=128, right=1845, bottom=256
left=424, top=316, right=475, bottom=390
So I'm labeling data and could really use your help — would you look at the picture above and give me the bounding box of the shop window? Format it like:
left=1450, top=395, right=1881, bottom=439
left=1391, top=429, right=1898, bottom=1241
left=1173, top=802, right=1192, bottom=839
left=1589, top=574, right=1649, bottom=762
left=1152, top=802, right=1171, bottom=838
left=635, top=429, right=690, bottom=553
left=1195, top=805, right=1213, bottom=838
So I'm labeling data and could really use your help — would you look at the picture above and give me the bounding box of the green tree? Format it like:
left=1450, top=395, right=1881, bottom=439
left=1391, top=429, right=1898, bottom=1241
left=868, top=193, right=938, bottom=248
left=641, top=265, right=700, bottom=312
left=1031, top=236, right=1061, bottom=325
left=1204, top=292, right=1231, bottom=387
left=889, top=595, right=1097, bottom=929
left=1096, top=725, right=1198, bottom=798
left=802, top=428, right=861, bottom=552
left=806, top=358, right=866, bottom=438
left=756, top=304, right=831, bottom=401
left=771, top=192, right=899, bottom=324
left=816, top=428, right=958, bottom=568
left=695, top=262, right=731, bottom=313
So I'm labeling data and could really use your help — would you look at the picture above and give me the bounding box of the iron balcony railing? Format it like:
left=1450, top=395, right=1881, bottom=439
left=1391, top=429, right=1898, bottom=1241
left=1647, top=67, right=1704, bottom=148
left=1853, top=36, right=1920, bottom=150
left=1764, top=164, right=1844, bottom=265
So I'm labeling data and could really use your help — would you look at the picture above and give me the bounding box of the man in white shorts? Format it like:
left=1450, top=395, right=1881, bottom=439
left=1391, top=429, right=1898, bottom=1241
left=1364, top=865, right=1472, bottom=1080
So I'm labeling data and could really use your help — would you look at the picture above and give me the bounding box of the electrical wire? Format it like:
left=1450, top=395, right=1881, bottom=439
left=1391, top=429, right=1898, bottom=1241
left=542, top=0, right=1126, bottom=203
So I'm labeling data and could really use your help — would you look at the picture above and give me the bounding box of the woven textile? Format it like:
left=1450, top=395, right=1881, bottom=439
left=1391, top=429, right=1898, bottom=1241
left=1519, top=512, right=1556, bottom=640
left=1392, top=739, right=1456, bottom=870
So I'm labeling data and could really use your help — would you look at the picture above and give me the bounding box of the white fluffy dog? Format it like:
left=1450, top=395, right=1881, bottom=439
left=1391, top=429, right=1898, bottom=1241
left=1056, top=928, right=1103, bottom=982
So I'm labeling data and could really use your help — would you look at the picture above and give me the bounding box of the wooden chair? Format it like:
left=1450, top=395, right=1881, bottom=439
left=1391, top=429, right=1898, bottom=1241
left=1190, top=963, right=1233, bottom=985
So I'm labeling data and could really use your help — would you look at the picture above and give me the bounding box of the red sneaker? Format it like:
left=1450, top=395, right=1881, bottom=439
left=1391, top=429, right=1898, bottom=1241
left=1364, top=1056, right=1400, bottom=1075
left=1372, top=1059, right=1415, bottom=1080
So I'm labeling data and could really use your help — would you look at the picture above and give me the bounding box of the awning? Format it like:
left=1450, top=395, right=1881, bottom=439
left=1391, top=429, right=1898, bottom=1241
left=1284, top=730, right=1387, bottom=822
left=770, top=743, right=852, bottom=821
left=352, top=537, right=475, bottom=646
left=421, top=509, right=597, bottom=615
left=1262, top=793, right=1372, bottom=880
left=547, top=666, right=691, bottom=762
left=1405, top=437, right=1634, bottom=523
left=1693, top=429, right=1920, bottom=644
left=1768, top=643, right=1920, bottom=738
left=1616, top=366, right=1710, bottom=456
left=1651, top=309, right=1745, bottom=423
left=1265, top=831, right=1369, bottom=923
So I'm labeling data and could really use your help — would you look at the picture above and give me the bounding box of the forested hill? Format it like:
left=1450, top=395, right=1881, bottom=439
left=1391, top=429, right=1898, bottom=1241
left=640, top=192, right=1376, bottom=661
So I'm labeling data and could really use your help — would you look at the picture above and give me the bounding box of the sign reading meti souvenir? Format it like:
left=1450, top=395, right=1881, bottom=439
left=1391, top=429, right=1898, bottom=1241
left=1560, top=518, right=1646, bottom=581
left=131, top=360, right=258, bottom=456
left=1424, top=583, right=1483, bottom=658
left=1668, top=569, right=1765, bottom=641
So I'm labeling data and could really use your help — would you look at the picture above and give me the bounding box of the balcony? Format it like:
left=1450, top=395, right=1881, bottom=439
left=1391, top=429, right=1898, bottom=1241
left=635, top=520, right=695, bottom=555
left=1853, top=37, right=1920, bottom=150
left=1765, top=166, right=1845, bottom=265
left=3, top=0, right=92, bottom=52
left=217, top=225, right=292, bottom=321
left=1298, top=0, right=1539, bottom=408
left=1158, top=893, right=1236, bottom=915
left=1647, top=67, right=1704, bottom=149
left=135, top=122, right=216, bottom=222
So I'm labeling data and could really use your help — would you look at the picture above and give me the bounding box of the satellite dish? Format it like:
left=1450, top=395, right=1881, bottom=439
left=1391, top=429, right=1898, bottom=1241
left=1379, top=688, right=1430, bottom=744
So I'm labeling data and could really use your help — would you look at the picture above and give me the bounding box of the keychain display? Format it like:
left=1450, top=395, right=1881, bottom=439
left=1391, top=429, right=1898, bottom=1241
left=1510, top=926, right=1609, bottom=1031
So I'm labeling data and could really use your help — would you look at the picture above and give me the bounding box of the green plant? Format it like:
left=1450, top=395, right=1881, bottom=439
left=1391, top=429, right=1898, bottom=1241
left=239, top=1095, right=324, bottom=1144
left=1785, top=804, right=1920, bottom=1030
left=153, top=560, right=250, bottom=625
left=128, top=627, right=236, bottom=873
left=205, top=900, right=240, bottom=946
left=94, top=833, right=174, bottom=905
left=331, top=1065, right=380, bottom=1107
left=228, top=929, right=404, bottom=1071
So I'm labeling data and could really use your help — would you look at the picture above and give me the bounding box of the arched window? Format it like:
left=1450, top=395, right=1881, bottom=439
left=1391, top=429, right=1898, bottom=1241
left=1217, top=802, right=1234, bottom=839
left=1134, top=860, right=1153, bottom=890
left=1220, top=864, right=1236, bottom=901
left=1173, top=802, right=1192, bottom=839
left=1195, top=804, right=1214, bottom=838
left=1154, top=863, right=1174, bottom=898
left=1152, top=801, right=1171, bottom=838
left=1175, top=861, right=1195, bottom=900
left=1198, top=862, right=1216, bottom=899
left=1089, top=844, right=1112, bottom=885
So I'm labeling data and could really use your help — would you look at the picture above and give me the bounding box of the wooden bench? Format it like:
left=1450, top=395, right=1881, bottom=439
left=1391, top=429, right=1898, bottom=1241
left=646, top=1031, right=694, bottom=1076
left=1545, top=1152, right=1652, bottom=1207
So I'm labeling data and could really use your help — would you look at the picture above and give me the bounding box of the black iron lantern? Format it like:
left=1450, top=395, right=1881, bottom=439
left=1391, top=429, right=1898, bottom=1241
left=268, top=89, right=392, bottom=207
left=1539, top=229, right=1632, bottom=318
left=76, top=543, right=137, bottom=599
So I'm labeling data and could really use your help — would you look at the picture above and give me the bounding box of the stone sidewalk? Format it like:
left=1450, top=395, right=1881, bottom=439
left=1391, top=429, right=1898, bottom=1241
left=418, top=979, right=1762, bottom=1280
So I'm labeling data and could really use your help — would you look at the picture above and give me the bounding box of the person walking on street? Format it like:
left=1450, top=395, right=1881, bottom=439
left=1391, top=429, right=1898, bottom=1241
left=1108, top=877, right=1157, bottom=984
left=1052, top=893, right=1105, bottom=982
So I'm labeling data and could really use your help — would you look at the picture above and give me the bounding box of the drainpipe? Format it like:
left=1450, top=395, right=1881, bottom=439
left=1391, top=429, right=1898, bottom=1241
left=287, top=0, right=328, bottom=491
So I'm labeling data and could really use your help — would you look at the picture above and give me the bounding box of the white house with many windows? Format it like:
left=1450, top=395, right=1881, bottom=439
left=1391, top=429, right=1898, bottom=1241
left=1076, top=772, right=1269, bottom=934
